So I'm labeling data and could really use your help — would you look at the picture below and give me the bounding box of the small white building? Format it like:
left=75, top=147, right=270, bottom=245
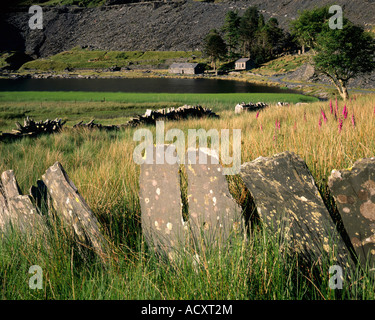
left=235, top=58, right=255, bottom=71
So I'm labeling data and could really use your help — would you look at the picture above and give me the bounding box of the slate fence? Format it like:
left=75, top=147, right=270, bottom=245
left=0, top=148, right=374, bottom=277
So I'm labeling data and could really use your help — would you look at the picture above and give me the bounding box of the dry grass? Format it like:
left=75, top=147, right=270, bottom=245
left=1, top=94, right=374, bottom=223
left=0, top=93, right=374, bottom=299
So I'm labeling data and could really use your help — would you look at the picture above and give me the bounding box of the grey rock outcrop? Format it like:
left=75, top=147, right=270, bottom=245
left=2, top=0, right=374, bottom=58
left=284, top=63, right=317, bottom=82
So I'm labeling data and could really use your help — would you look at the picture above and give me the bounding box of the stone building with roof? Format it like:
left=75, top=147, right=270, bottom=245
left=169, top=63, right=204, bottom=74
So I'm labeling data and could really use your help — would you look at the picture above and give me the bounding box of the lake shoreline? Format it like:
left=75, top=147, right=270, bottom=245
left=2, top=68, right=373, bottom=100
left=0, top=77, right=302, bottom=97
left=0, top=69, right=279, bottom=86
left=0, top=68, right=322, bottom=97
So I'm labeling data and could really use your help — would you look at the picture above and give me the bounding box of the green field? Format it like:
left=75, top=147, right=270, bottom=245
left=19, top=48, right=203, bottom=72
left=0, top=91, right=318, bottom=131
left=0, top=91, right=318, bottom=104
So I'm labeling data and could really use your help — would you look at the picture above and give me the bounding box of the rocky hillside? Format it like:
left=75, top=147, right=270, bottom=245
left=2, top=0, right=375, bottom=58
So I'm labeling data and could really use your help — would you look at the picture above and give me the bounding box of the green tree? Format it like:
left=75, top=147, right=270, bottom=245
left=290, top=6, right=330, bottom=53
left=221, top=11, right=241, bottom=59
left=258, top=14, right=265, bottom=29
left=238, top=6, right=261, bottom=57
left=237, top=7, right=284, bottom=63
left=248, top=17, right=284, bottom=64
left=263, top=18, right=284, bottom=59
left=203, top=29, right=227, bottom=75
left=314, top=21, right=375, bottom=101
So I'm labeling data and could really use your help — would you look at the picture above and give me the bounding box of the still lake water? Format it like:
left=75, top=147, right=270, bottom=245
left=0, top=77, right=296, bottom=94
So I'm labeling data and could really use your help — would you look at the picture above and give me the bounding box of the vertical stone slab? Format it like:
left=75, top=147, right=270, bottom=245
left=1, top=170, right=46, bottom=234
left=186, top=148, right=242, bottom=252
left=328, top=157, right=375, bottom=274
left=0, top=181, right=11, bottom=232
left=240, top=151, right=353, bottom=269
left=42, top=162, right=110, bottom=262
left=139, top=144, right=185, bottom=260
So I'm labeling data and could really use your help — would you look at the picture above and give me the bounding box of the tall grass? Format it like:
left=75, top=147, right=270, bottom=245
left=0, top=94, right=375, bottom=299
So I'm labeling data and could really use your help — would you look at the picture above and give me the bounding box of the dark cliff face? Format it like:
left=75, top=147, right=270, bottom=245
left=2, top=0, right=375, bottom=58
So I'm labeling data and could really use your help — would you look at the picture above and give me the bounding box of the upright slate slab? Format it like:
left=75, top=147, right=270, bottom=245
left=186, top=148, right=242, bottom=251
left=240, top=151, right=352, bottom=269
left=42, top=162, right=110, bottom=262
left=139, top=144, right=185, bottom=260
left=328, top=157, right=375, bottom=273
left=0, top=180, right=12, bottom=232
left=0, top=170, right=46, bottom=235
